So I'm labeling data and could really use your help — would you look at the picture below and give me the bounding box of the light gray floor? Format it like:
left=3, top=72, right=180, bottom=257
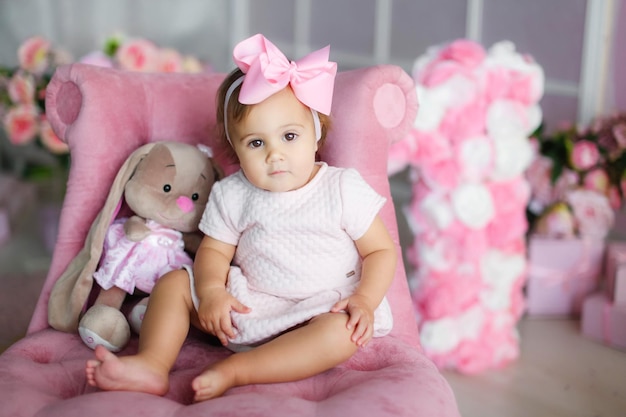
left=444, top=318, right=626, bottom=417
left=1, top=175, right=625, bottom=416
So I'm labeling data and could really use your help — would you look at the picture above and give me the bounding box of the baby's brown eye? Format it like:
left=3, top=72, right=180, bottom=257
left=192, top=193, right=199, bottom=201
left=163, top=184, right=171, bottom=192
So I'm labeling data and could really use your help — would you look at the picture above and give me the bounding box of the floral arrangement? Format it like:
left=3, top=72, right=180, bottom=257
left=388, top=39, right=544, bottom=373
left=0, top=34, right=207, bottom=180
left=526, top=114, right=626, bottom=240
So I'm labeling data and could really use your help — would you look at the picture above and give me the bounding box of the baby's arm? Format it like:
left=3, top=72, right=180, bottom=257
left=331, top=215, right=396, bottom=346
left=193, top=235, right=250, bottom=345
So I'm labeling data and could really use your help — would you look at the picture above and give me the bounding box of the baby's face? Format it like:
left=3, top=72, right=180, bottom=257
left=231, top=87, right=319, bottom=192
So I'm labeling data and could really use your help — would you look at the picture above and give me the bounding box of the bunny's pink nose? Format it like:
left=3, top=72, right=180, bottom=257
left=176, top=196, right=194, bottom=213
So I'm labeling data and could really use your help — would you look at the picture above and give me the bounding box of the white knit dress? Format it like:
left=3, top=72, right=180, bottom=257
left=192, top=162, right=393, bottom=346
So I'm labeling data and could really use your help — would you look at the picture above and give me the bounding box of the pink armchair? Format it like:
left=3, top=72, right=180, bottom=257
left=0, top=63, right=460, bottom=417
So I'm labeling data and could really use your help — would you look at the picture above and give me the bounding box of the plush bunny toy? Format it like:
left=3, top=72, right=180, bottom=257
left=48, top=141, right=222, bottom=352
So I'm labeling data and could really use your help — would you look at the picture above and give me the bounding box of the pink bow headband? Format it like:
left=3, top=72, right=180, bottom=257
left=224, top=34, right=338, bottom=145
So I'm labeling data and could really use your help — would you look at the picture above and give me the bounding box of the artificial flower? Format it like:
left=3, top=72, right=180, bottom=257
left=450, top=183, right=495, bottom=229
left=570, top=139, right=600, bottom=171
left=527, top=112, right=626, bottom=238
left=583, top=168, right=610, bottom=194
left=2, top=34, right=211, bottom=181
left=7, top=72, right=36, bottom=104
left=3, top=104, right=39, bottom=145
left=17, top=36, right=51, bottom=74
left=115, top=38, right=159, bottom=72
left=157, top=48, right=184, bottom=73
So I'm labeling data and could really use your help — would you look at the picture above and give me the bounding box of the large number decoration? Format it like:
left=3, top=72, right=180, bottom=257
left=390, top=39, right=544, bottom=373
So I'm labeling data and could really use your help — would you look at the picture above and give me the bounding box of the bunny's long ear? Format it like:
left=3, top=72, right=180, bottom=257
left=48, top=143, right=156, bottom=332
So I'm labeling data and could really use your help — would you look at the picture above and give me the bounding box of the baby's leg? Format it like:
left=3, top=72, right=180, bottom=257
left=86, top=269, right=195, bottom=395
left=192, top=312, right=358, bottom=401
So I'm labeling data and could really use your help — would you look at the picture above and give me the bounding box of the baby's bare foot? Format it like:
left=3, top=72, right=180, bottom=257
left=85, top=345, right=169, bottom=395
left=191, top=363, right=237, bottom=402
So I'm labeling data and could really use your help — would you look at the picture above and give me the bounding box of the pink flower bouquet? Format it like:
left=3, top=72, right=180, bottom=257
left=1, top=34, right=208, bottom=181
left=526, top=114, right=626, bottom=240
left=0, top=36, right=70, bottom=180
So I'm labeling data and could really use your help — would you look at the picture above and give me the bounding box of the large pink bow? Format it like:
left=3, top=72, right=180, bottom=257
left=233, top=34, right=337, bottom=115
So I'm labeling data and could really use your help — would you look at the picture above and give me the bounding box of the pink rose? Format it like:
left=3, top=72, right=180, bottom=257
left=422, top=158, right=460, bottom=191
left=115, top=39, right=159, bottom=72
left=439, top=99, right=486, bottom=145
left=485, top=68, right=535, bottom=105
left=413, top=269, right=482, bottom=320
left=416, top=60, right=459, bottom=87
left=533, top=202, right=576, bottom=238
left=569, top=140, right=599, bottom=171
left=39, top=117, right=68, bottom=154
left=583, top=168, right=609, bottom=194
left=438, top=39, right=486, bottom=69
left=17, top=36, right=51, bottom=74
left=486, top=179, right=530, bottom=247
left=409, top=129, right=449, bottom=164
left=566, top=189, right=615, bottom=239
left=3, top=104, right=39, bottom=145
left=412, top=130, right=460, bottom=190
left=157, top=48, right=183, bottom=73
left=415, top=40, right=485, bottom=88
left=8, top=72, right=36, bottom=104
left=438, top=221, right=489, bottom=264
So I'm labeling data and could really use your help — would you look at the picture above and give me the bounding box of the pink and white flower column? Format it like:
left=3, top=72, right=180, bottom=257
left=389, top=39, right=544, bottom=373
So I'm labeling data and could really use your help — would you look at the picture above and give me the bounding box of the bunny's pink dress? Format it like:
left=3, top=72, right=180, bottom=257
left=190, top=162, right=393, bottom=346
left=93, top=218, right=193, bottom=294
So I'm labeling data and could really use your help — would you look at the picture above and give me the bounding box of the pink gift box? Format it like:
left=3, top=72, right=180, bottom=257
left=581, top=292, right=626, bottom=350
left=526, top=236, right=605, bottom=316
left=604, top=242, right=626, bottom=305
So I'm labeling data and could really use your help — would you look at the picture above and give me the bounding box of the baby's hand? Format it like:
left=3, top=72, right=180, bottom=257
left=197, top=287, right=250, bottom=346
left=331, top=294, right=375, bottom=347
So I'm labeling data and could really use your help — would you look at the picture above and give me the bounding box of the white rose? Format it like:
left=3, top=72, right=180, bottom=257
left=451, top=183, right=495, bottom=229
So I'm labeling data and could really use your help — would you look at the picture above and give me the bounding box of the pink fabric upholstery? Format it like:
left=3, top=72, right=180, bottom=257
left=0, top=63, right=460, bottom=417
